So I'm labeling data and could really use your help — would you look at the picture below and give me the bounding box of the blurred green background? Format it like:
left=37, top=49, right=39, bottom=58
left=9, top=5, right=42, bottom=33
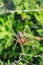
left=0, top=11, right=43, bottom=65
left=0, top=0, right=43, bottom=10
left=0, top=0, right=43, bottom=65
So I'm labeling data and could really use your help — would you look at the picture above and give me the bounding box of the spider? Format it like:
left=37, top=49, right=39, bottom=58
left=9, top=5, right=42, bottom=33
left=16, top=31, right=25, bottom=44
left=12, top=31, right=26, bottom=54
left=11, top=29, right=43, bottom=54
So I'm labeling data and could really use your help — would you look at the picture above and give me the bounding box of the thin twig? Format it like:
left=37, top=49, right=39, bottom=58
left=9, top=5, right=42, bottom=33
left=0, top=9, right=43, bottom=15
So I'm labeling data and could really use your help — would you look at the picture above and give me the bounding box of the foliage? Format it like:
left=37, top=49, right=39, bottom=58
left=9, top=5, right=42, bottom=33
left=0, top=11, right=43, bottom=65
left=0, top=0, right=43, bottom=10
left=0, top=1, right=43, bottom=65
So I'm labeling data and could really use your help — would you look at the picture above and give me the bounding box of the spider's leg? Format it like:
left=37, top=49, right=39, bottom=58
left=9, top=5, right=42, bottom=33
left=14, top=41, right=18, bottom=50
left=19, top=42, right=25, bottom=54
left=10, top=39, right=17, bottom=42
left=23, top=28, right=27, bottom=34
